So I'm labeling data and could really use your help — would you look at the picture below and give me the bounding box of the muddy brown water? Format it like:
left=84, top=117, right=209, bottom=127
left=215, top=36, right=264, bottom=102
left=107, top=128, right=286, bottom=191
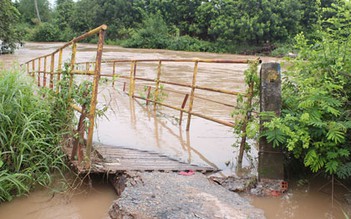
left=1, top=42, right=349, bottom=219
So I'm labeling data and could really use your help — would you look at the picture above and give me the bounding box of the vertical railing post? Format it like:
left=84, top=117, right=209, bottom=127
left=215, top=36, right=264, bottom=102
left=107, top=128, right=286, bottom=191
left=129, top=61, right=136, bottom=97
left=86, top=25, right=107, bottom=168
left=154, top=60, right=162, bottom=109
left=43, top=56, right=47, bottom=87
left=86, top=62, right=90, bottom=75
left=258, top=63, right=284, bottom=181
left=146, top=86, right=152, bottom=105
left=69, top=43, right=77, bottom=92
left=50, top=54, right=55, bottom=89
left=112, top=61, right=116, bottom=87
left=186, top=60, right=199, bottom=131
left=179, top=94, right=189, bottom=126
left=27, top=63, right=32, bottom=77
left=36, top=59, right=40, bottom=87
left=57, top=49, right=63, bottom=93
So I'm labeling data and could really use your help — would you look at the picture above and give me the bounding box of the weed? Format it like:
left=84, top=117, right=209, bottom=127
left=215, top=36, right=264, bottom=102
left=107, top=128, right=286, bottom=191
left=0, top=67, right=70, bottom=202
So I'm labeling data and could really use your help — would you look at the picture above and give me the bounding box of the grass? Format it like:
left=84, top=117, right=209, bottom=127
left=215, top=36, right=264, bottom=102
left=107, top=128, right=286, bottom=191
left=0, top=66, right=71, bottom=202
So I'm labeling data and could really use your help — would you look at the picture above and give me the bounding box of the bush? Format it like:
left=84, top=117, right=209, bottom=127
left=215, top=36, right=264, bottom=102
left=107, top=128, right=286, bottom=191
left=262, top=2, right=351, bottom=179
left=31, top=22, right=60, bottom=42
left=168, top=35, right=216, bottom=52
left=122, top=13, right=171, bottom=49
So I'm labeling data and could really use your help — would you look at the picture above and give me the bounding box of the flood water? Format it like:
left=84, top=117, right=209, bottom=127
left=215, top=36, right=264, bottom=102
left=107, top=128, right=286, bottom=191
left=0, top=177, right=117, bottom=219
left=1, top=42, right=350, bottom=219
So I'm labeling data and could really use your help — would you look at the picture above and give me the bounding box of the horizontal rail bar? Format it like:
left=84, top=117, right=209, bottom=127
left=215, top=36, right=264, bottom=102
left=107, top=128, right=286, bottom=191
left=133, top=95, right=234, bottom=127
left=75, top=58, right=260, bottom=66
left=70, top=103, right=83, bottom=114
left=133, top=76, right=243, bottom=96
left=25, top=25, right=107, bottom=64
left=134, top=84, right=236, bottom=108
left=71, top=70, right=95, bottom=75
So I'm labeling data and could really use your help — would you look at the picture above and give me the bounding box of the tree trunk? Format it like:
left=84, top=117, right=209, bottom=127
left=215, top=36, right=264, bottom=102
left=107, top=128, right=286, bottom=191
left=34, top=0, right=41, bottom=23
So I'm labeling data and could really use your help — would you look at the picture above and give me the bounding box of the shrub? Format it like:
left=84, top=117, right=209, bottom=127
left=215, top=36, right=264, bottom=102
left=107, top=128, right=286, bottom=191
left=31, top=22, right=60, bottom=42
left=122, top=13, right=171, bottom=49
left=262, top=1, right=351, bottom=179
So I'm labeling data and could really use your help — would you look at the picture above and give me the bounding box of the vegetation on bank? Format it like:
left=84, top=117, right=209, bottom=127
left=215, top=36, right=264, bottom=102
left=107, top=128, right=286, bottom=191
left=262, top=2, right=351, bottom=179
left=1, top=0, right=346, bottom=55
left=0, top=67, right=72, bottom=202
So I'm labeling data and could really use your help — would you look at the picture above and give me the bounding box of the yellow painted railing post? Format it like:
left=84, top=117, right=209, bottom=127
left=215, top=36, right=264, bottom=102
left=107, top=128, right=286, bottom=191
left=86, top=25, right=107, bottom=168
left=85, top=62, right=90, bottom=75
left=50, top=54, right=55, bottom=89
left=27, top=63, right=32, bottom=77
left=56, top=49, right=63, bottom=93
left=129, top=61, right=136, bottom=97
left=154, top=60, right=162, bottom=109
left=44, top=56, right=47, bottom=87
left=112, top=61, right=116, bottom=87
left=69, top=43, right=77, bottom=92
left=36, top=59, right=40, bottom=87
left=186, top=60, right=199, bottom=131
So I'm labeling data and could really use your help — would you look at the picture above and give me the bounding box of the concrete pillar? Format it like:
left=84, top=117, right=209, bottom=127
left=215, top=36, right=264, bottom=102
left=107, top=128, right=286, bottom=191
left=258, top=63, right=284, bottom=181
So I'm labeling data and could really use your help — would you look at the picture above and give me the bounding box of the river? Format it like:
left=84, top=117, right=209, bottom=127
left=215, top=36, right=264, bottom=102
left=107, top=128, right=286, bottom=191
left=0, top=42, right=349, bottom=219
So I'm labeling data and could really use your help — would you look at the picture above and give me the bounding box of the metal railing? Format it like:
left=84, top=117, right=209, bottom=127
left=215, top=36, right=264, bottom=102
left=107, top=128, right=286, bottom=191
left=23, top=24, right=260, bottom=170
left=74, top=58, right=259, bottom=131
left=24, top=25, right=107, bottom=168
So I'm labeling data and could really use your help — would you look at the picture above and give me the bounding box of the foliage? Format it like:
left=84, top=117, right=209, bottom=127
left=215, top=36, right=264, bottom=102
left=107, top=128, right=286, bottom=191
left=141, top=84, right=168, bottom=105
left=261, top=0, right=351, bottom=178
left=16, top=0, right=52, bottom=25
left=53, top=0, right=76, bottom=41
left=6, top=0, right=342, bottom=54
left=231, top=61, right=260, bottom=161
left=0, top=67, right=69, bottom=202
left=122, top=13, right=170, bottom=49
left=31, top=22, right=60, bottom=42
left=168, top=35, right=216, bottom=52
left=0, top=0, right=21, bottom=49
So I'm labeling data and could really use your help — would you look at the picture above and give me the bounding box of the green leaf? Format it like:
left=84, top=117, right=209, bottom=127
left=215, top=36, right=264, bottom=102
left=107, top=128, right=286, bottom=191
left=325, top=160, right=338, bottom=174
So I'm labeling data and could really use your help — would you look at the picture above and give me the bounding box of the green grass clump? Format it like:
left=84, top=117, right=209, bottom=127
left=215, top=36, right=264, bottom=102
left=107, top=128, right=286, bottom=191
left=0, top=67, right=69, bottom=202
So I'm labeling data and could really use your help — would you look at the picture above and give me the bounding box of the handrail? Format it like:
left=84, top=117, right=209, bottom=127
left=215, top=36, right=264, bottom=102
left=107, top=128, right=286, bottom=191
left=24, top=25, right=108, bottom=169
left=23, top=24, right=258, bottom=170
left=75, top=58, right=259, bottom=130
left=25, top=25, right=107, bottom=64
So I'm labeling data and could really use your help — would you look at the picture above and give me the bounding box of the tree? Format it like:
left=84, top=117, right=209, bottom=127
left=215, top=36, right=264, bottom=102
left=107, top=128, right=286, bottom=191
left=209, top=0, right=303, bottom=45
left=70, top=0, right=99, bottom=34
left=53, top=0, right=75, bottom=40
left=0, top=0, right=21, bottom=48
left=17, top=0, right=51, bottom=25
left=34, top=0, right=42, bottom=23
left=95, top=0, right=142, bottom=40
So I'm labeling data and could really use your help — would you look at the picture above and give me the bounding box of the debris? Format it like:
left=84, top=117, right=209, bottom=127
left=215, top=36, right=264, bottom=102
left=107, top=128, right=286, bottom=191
left=179, top=170, right=195, bottom=176
left=250, top=179, right=288, bottom=197
left=210, top=176, right=257, bottom=192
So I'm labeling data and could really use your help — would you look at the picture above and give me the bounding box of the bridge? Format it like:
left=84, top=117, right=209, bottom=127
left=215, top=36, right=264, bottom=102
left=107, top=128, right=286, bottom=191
left=23, top=25, right=283, bottom=180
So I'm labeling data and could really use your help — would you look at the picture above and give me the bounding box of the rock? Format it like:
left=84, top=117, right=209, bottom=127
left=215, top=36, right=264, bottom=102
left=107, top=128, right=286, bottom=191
left=109, top=172, right=265, bottom=219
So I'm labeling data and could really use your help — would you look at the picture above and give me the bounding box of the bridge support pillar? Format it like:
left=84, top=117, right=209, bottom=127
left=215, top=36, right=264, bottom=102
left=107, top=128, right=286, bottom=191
left=258, top=63, right=284, bottom=181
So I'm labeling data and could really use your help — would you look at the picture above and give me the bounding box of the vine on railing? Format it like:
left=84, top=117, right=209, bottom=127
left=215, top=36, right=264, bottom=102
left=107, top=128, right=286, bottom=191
left=231, top=60, right=260, bottom=168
